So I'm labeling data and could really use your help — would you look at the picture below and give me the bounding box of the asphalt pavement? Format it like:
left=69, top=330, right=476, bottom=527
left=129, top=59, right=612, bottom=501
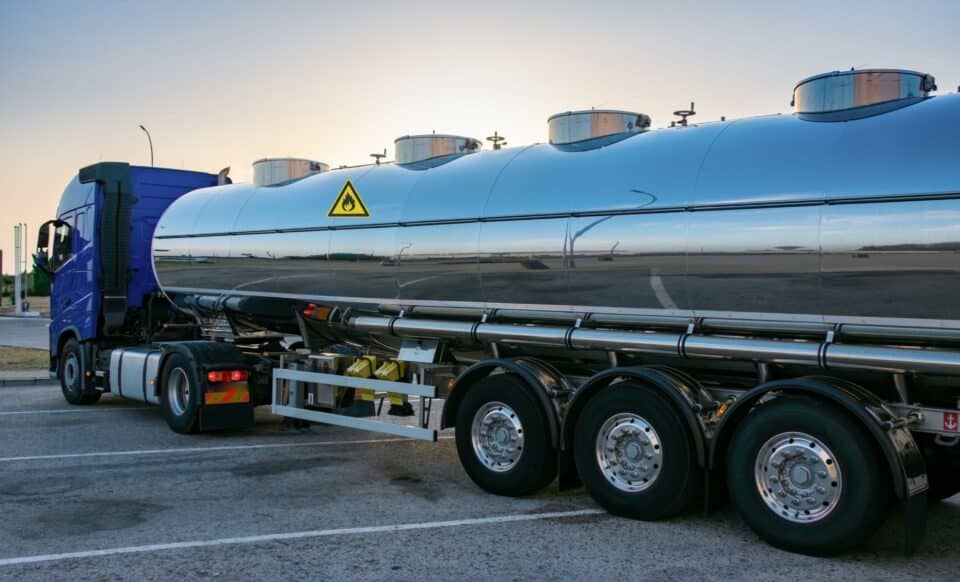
left=0, top=382, right=957, bottom=580
left=0, top=316, right=50, bottom=349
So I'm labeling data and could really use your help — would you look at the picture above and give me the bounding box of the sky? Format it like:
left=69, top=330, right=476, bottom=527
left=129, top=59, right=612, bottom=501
left=1, top=0, right=959, bottom=271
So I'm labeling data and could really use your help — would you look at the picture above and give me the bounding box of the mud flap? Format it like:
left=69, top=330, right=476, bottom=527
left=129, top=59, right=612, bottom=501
left=903, top=490, right=928, bottom=556
left=199, top=402, right=254, bottom=431
left=890, top=425, right=929, bottom=556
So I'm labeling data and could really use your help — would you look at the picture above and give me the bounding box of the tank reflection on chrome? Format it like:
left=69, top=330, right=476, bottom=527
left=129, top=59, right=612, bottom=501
left=154, top=92, right=960, bottom=332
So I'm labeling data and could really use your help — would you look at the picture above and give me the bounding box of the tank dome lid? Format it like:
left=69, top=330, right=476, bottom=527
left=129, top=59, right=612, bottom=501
left=394, top=134, right=481, bottom=164
left=548, top=109, right=650, bottom=146
left=252, top=158, right=329, bottom=186
left=792, top=68, right=936, bottom=119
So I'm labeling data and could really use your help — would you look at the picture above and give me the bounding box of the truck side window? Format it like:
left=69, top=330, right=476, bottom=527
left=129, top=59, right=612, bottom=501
left=51, top=222, right=73, bottom=270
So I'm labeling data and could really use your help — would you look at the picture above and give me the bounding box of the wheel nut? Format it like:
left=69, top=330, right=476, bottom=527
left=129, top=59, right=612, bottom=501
left=791, top=499, right=800, bottom=506
left=817, top=487, right=826, bottom=494
left=817, top=471, right=827, bottom=479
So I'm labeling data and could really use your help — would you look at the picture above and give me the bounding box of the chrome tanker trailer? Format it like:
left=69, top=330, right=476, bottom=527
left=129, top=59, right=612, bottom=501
left=39, top=68, right=960, bottom=556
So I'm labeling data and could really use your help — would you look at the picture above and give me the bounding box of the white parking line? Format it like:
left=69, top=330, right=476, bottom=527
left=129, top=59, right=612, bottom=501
left=0, top=407, right=152, bottom=416
left=649, top=268, right=679, bottom=310
left=0, top=509, right=605, bottom=567
left=0, top=435, right=455, bottom=463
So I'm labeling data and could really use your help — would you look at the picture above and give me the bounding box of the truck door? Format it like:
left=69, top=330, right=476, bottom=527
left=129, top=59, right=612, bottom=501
left=47, top=212, right=96, bottom=340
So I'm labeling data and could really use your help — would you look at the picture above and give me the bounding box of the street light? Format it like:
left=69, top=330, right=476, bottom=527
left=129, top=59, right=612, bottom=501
left=139, top=124, right=154, bottom=166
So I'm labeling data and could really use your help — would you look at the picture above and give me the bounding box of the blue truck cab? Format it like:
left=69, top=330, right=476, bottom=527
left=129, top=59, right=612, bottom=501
left=38, top=163, right=221, bottom=361
left=34, top=162, right=258, bottom=431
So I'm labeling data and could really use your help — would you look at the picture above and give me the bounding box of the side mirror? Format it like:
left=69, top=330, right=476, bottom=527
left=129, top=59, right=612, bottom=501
left=37, top=221, right=51, bottom=249
left=34, top=219, right=68, bottom=276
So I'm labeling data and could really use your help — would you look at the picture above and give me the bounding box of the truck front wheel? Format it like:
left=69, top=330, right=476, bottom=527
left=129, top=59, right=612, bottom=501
left=455, top=374, right=557, bottom=496
left=726, top=395, right=892, bottom=556
left=59, top=339, right=100, bottom=405
left=160, top=353, right=201, bottom=434
left=573, top=385, right=702, bottom=520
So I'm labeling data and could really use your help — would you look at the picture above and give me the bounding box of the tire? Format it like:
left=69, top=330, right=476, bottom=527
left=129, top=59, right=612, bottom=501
left=160, top=353, right=201, bottom=434
left=59, top=339, right=100, bottom=405
left=573, top=384, right=702, bottom=520
left=455, top=374, right=557, bottom=496
left=726, top=395, right=892, bottom=556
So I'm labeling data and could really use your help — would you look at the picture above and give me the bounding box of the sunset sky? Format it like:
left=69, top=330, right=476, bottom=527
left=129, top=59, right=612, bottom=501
left=1, top=0, right=959, bottom=269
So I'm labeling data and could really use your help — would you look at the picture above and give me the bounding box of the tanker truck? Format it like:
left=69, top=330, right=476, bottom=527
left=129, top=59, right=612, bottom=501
left=35, top=68, right=960, bottom=555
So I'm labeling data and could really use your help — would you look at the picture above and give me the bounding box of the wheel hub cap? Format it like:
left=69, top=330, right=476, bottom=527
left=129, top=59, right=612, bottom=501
left=64, top=354, right=79, bottom=388
left=471, top=401, right=524, bottom=472
left=166, top=368, right=191, bottom=416
left=595, top=413, right=662, bottom=492
left=755, top=431, right=842, bottom=523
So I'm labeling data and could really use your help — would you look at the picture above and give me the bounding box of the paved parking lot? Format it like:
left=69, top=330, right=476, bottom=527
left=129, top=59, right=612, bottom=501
left=0, top=317, right=49, bottom=350
left=0, top=382, right=957, bottom=580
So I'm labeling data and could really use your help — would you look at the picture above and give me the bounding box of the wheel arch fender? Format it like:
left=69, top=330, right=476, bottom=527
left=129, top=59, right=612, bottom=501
left=53, top=326, right=80, bottom=360
left=710, top=376, right=925, bottom=501
left=561, top=366, right=712, bottom=468
left=155, top=340, right=247, bottom=398
left=54, top=328, right=93, bottom=389
left=440, top=358, right=568, bottom=448
left=710, top=376, right=927, bottom=554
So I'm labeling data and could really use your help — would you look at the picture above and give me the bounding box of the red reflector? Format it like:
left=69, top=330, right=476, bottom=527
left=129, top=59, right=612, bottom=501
left=207, top=369, right=248, bottom=383
left=303, top=303, right=316, bottom=317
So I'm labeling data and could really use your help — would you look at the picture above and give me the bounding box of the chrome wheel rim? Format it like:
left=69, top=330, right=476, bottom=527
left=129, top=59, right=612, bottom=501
left=166, top=368, right=191, bottom=416
left=63, top=353, right=79, bottom=389
left=470, top=401, right=524, bottom=472
left=754, top=431, right=843, bottom=523
left=595, top=413, right=663, bottom=492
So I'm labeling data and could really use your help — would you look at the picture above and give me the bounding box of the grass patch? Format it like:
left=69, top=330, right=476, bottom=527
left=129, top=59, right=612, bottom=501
left=0, top=346, right=50, bottom=370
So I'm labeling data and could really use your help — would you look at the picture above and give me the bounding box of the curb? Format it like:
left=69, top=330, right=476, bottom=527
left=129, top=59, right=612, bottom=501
left=0, top=370, right=53, bottom=387
left=0, top=377, right=50, bottom=387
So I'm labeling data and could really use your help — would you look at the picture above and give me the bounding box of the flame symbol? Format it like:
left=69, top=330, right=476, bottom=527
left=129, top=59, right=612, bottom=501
left=342, top=193, right=356, bottom=212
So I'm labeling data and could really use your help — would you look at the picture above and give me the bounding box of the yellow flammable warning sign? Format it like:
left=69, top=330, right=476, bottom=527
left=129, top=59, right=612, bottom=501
left=327, top=180, right=370, bottom=217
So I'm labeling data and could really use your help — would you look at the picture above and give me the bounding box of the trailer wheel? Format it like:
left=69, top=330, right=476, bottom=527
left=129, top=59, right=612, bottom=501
left=160, top=353, right=200, bottom=434
left=726, top=395, right=891, bottom=556
left=455, top=374, right=557, bottom=496
left=573, top=384, right=701, bottom=520
left=59, top=339, right=100, bottom=405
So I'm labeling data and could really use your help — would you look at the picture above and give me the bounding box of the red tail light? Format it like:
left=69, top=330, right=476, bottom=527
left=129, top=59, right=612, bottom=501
left=207, top=369, right=248, bottom=383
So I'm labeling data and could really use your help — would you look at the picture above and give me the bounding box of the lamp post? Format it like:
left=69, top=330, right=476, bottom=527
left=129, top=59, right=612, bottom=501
left=139, top=124, right=154, bottom=166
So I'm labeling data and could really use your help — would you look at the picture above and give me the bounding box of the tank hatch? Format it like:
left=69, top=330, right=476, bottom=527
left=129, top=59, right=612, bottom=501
left=394, top=134, right=482, bottom=164
left=792, top=68, right=936, bottom=120
left=548, top=109, right=651, bottom=146
left=253, top=158, right=329, bottom=186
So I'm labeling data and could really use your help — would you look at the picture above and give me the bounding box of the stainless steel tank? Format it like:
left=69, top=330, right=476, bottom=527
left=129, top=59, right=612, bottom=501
left=154, top=70, right=960, bottom=338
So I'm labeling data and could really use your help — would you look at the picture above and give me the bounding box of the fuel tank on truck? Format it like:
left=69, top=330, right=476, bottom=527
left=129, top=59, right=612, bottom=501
left=153, top=69, right=960, bottom=337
